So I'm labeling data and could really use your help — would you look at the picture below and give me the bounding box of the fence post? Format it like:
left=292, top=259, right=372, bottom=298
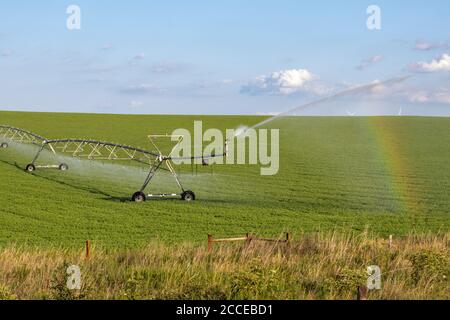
left=246, top=233, right=252, bottom=246
left=85, top=240, right=90, bottom=260
left=357, top=286, right=367, bottom=300
left=389, top=235, right=393, bottom=249
left=286, top=233, right=292, bottom=243
left=208, top=234, right=214, bottom=252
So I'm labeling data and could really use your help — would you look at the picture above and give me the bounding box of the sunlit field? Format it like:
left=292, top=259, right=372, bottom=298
left=0, top=111, right=448, bottom=248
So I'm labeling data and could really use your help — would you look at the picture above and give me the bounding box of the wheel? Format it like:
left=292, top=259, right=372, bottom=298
left=132, top=191, right=146, bottom=203
left=25, top=164, right=36, bottom=172
left=0, top=142, right=8, bottom=149
left=181, top=190, right=196, bottom=202
left=59, top=163, right=69, bottom=171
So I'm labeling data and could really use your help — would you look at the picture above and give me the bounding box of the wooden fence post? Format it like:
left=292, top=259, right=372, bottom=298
left=208, top=234, right=214, bottom=252
left=85, top=240, right=90, bottom=259
left=389, top=235, right=393, bottom=249
left=246, top=233, right=252, bottom=246
left=286, top=233, right=292, bottom=243
left=357, top=286, right=367, bottom=300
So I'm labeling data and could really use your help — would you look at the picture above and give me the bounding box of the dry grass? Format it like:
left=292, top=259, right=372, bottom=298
left=0, top=232, right=448, bottom=300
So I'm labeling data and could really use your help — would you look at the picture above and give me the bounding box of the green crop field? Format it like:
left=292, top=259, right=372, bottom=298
left=0, top=111, right=449, bottom=248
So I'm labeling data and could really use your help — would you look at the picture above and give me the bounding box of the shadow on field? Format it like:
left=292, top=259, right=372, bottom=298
left=0, top=158, right=241, bottom=205
left=36, top=174, right=130, bottom=202
left=0, top=159, right=25, bottom=171
left=0, top=158, right=130, bottom=202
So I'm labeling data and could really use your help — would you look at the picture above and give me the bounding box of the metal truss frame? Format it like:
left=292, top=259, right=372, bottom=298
left=0, top=125, right=52, bottom=150
left=1, top=125, right=228, bottom=202
left=29, top=136, right=228, bottom=202
left=139, top=134, right=187, bottom=200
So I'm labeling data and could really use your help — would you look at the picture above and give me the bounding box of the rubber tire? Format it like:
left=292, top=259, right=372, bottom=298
left=132, top=192, right=146, bottom=203
left=181, top=190, right=196, bottom=202
left=59, top=163, right=69, bottom=171
left=0, top=142, right=8, bottom=149
left=25, top=164, right=36, bottom=172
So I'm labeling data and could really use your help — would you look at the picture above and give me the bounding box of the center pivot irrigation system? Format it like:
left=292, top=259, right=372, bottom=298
left=0, top=125, right=228, bottom=202
left=0, top=125, right=49, bottom=149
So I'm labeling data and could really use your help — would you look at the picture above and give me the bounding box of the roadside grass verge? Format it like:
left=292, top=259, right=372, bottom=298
left=0, top=231, right=448, bottom=300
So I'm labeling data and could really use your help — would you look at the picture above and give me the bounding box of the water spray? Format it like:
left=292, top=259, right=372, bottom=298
left=242, top=75, right=412, bottom=135
left=0, top=125, right=228, bottom=203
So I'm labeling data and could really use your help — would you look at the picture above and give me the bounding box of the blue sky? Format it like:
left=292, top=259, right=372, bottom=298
left=1, top=0, right=449, bottom=115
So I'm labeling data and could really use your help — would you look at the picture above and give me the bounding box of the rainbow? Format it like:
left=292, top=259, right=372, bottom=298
left=368, top=117, right=424, bottom=215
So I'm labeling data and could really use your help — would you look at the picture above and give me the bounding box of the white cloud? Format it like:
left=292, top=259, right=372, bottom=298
left=133, top=53, right=145, bottom=60
left=409, top=91, right=430, bottom=103
left=361, top=77, right=450, bottom=105
left=101, top=44, right=114, bottom=50
left=414, top=40, right=449, bottom=51
left=366, top=79, right=404, bottom=98
left=150, top=61, right=184, bottom=74
left=434, top=88, right=450, bottom=104
left=121, top=84, right=164, bottom=94
left=129, top=100, right=144, bottom=107
left=241, top=69, right=331, bottom=96
left=369, top=80, right=386, bottom=95
left=410, top=53, right=450, bottom=72
left=357, top=55, right=383, bottom=70
left=1, top=49, right=13, bottom=57
left=408, top=88, right=450, bottom=104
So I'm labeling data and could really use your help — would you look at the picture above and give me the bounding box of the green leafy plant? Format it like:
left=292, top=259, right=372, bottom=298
left=229, top=261, right=281, bottom=299
left=326, top=267, right=366, bottom=295
left=0, top=284, right=17, bottom=300
left=49, top=262, right=90, bottom=300
left=410, top=251, right=449, bottom=284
